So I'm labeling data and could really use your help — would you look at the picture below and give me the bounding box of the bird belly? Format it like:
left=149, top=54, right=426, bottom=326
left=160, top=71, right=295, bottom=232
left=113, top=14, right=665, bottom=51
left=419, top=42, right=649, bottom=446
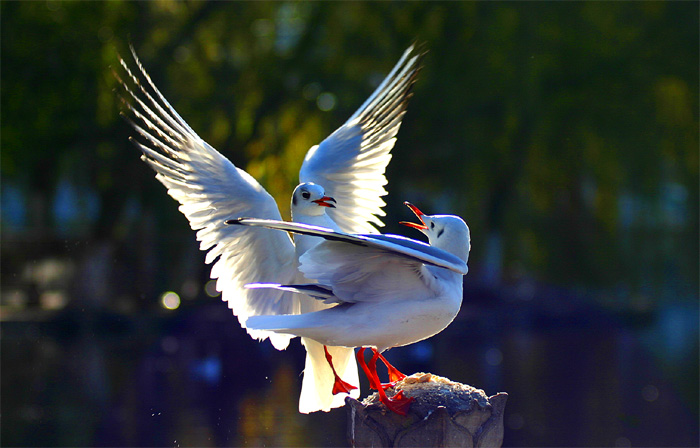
left=297, top=293, right=462, bottom=352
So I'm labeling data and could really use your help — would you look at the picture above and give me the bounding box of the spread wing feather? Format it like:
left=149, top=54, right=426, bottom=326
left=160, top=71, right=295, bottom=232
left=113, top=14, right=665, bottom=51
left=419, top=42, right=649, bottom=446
left=117, top=46, right=301, bottom=349
left=300, top=44, right=425, bottom=234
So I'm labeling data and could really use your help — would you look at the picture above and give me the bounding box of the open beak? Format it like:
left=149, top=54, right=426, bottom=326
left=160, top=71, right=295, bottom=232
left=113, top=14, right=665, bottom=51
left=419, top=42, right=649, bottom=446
left=400, top=201, right=428, bottom=230
left=312, top=196, right=337, bottom=208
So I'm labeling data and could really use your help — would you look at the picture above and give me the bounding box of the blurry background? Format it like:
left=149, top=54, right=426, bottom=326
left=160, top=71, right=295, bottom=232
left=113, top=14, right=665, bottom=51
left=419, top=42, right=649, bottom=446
left=1, top=1, right=698, bottom=447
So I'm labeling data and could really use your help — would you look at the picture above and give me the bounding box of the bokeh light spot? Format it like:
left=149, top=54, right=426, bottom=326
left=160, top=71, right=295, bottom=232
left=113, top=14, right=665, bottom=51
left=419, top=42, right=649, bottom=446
left=317, top=92, right=336, bottom=111
left=161, top=291, right=180, bottom=310
left=205, top=280, right=220, bottom=298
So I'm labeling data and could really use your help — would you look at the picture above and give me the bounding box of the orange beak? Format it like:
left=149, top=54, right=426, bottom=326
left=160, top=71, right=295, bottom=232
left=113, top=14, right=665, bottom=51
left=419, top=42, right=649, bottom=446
left=399, top=201, right=428, bottom=230
left=312, top=196, right=337, bottom=208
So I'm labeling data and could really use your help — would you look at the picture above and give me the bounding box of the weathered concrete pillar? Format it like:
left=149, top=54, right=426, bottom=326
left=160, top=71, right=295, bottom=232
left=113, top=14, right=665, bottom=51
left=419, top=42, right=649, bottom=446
left=346, top=373, right=507, bottom=447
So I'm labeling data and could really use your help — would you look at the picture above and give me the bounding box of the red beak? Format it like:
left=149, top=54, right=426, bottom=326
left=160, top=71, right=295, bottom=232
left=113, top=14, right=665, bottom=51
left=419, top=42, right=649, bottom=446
left=312, top=196, right=337, bottom=208
left=400, top=201, right=428, bottom=230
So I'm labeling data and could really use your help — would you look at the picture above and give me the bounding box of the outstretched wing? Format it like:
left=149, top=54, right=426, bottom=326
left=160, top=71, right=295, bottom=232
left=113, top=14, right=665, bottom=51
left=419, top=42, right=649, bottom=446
left=116, top=46, right=300, bottom=349
left=227, top=218, right=467, bottom=275
left=300, top=44, right=425, bottom=234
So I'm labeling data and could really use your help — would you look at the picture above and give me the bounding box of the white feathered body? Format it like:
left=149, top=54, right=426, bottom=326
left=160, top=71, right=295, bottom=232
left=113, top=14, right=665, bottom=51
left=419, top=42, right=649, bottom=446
left=249, top=269, right=462, bottom=352
left=246, top=213, right=471, bottom=353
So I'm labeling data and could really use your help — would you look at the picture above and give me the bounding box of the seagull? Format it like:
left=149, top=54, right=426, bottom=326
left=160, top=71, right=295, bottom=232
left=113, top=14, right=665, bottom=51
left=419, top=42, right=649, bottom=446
left=227, top=202, right=471, bottom=415
left=115, top=43, right=424, bottom=413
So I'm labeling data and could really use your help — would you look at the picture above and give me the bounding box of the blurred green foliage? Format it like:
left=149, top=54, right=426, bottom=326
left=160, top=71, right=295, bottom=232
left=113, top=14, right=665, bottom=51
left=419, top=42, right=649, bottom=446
left=2, top=1, right=698, bottom=302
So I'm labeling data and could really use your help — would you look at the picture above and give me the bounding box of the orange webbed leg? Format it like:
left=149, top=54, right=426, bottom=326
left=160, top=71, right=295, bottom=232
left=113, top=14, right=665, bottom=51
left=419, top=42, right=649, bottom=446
left=357, top=347, right=415, bottom=416
left=324, top=345, right=358, bottom=395
left=375, top=349, right=407, bottom=387
left=367, top=349, right=414, bottom=415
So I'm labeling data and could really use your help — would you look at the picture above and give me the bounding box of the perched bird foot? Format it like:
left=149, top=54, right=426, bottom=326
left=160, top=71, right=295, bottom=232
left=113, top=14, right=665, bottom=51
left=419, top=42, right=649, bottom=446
left=357, top=347, right=415, bottom=415
left=324, top=345, right=358, bottom=395
left=377, top=351, right=408, bottom=383
left=332, top=376, right=358, bottom=395
left=380, top=389, right=415, bottom=416
left=380, top=381, right=398, bottom=390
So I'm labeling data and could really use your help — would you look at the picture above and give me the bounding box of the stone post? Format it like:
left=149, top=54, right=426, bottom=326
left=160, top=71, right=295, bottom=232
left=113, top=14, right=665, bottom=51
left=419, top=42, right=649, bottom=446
left=346, top=373, right=507, bottom=447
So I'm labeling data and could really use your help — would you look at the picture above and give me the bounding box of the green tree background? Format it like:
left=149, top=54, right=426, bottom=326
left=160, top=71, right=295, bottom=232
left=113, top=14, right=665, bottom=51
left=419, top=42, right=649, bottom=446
left=2, top=1, right=697, bottom=305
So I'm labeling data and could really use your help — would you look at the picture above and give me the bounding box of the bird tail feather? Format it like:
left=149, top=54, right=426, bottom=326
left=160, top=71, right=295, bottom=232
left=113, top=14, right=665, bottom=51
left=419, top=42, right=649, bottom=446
left=299, top=338, right=360, bottom=413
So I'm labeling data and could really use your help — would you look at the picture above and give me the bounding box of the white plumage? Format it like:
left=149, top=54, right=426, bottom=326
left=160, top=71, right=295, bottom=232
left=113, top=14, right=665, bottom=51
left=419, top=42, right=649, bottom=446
left=230, top=204, right=471, bottom=414
left=232, top=205, right=471, bottom=353
left=116, top=44, right=423, bottom=412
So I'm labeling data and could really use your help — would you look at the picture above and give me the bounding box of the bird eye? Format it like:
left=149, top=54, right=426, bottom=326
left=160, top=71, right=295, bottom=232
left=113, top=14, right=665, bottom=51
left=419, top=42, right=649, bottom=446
left=301, top=191, right=311, bottom=200
left=430, top=222, right=435, bottom=229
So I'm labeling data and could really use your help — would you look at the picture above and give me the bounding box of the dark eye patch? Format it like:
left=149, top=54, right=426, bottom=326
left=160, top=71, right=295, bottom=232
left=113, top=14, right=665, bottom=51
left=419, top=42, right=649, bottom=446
left=437, top=228, right=444, bottom=238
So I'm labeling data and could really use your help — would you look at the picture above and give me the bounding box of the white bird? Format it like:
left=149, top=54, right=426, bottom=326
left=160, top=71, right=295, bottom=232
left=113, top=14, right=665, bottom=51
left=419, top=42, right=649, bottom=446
left=227, top=202, right=471, bottom=415
left=115, top=43, right=424, bottom=413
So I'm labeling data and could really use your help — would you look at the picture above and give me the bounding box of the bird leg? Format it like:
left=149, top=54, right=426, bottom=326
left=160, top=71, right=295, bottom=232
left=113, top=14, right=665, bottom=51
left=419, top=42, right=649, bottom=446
left=374, top=349, right=408, bottom=385
left=357, top=347, right=415, bottom=416
left=324, top=345, right=358, bottom=395
left=356, top=347, right=382, bottom=390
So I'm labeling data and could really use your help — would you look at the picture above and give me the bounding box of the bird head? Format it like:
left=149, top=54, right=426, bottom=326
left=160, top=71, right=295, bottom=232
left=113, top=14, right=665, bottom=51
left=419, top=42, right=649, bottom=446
left=400, top=202, right=471, bottom=263
left=291, top=182, right=336, bottom=217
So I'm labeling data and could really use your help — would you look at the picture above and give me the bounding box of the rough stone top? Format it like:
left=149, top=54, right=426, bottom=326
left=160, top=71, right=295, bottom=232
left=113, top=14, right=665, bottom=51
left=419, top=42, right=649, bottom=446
left=362, top=372, right=492, bottom=415
left=347, top=373, right=508, bottom=447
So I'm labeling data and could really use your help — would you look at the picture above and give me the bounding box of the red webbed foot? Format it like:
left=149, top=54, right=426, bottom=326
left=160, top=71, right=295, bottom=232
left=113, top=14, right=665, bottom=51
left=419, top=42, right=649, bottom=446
left=359, top=347, right=415, bottom=416
left=378, top=351, right=408, bottom=383
left=380, top=389, right=416, bottom=416
left=324, top=345, right=358, bottom=395
left=332, top=375, right=358, bottom=395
